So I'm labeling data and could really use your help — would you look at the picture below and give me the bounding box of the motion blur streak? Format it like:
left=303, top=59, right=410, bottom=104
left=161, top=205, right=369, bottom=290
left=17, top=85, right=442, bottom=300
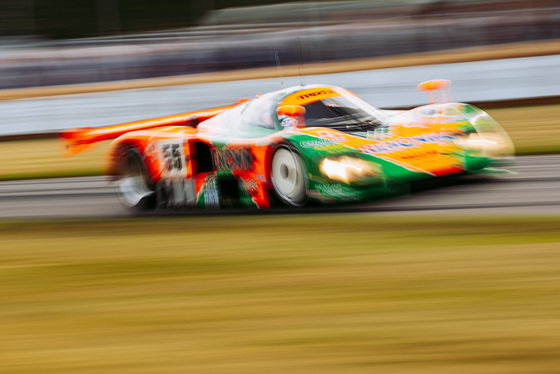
left=1, top=215, right=560, bottom=373
left=1, top=1, right=559, bottom=373
left=1, top=55, right=559, bottom=136
left=0, top=155, right=559, bottom=218
left=0, top=1, right=559, bottom=89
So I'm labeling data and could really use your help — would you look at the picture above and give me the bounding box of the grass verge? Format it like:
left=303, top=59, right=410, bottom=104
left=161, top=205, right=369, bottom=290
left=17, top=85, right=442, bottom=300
left=0, top=139, right=110, bottom=180
left=486, top=104, right=560, bottom=155
left=1, top=214, right=560, bottom=374
left=0, top=103, right=558, bottom=181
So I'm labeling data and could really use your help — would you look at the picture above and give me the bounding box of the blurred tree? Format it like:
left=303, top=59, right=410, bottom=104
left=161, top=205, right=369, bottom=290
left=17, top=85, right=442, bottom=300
left=0, top=0, right=36, bottom=36
left=35, top=0, right=98, bottom=39
left=3, top=0, right=286, bottom=39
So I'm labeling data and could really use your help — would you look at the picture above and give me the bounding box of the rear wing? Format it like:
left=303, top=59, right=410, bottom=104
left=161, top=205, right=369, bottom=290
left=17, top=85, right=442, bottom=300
left=60, top=99, right=248, bottom=156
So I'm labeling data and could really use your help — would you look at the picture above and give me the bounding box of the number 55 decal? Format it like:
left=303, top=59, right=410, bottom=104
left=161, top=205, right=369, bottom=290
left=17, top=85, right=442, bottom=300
left=158, top=140, right=187, bottom=177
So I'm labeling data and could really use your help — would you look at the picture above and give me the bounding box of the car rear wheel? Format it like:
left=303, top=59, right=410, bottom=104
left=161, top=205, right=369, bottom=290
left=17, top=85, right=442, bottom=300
left=271, top=146, right=307, bottom=206
left=117, top=147, right=155, bottom=211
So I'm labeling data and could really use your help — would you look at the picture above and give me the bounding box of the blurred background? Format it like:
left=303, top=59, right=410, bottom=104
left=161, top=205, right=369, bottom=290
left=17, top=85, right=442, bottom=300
left=1, top=0, right=559, bottom=89
left=1, top=4, right=560, bottom=372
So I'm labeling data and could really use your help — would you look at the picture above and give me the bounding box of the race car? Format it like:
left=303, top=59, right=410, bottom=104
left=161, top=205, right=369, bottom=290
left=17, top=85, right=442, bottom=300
left=61, top=80, right=514, bottom=210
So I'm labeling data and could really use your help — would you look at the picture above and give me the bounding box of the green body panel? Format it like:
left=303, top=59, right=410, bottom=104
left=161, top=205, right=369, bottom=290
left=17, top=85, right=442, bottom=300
left=190, top=100, right=511, bottom=207
left=276, top=102, right=509, bottom=204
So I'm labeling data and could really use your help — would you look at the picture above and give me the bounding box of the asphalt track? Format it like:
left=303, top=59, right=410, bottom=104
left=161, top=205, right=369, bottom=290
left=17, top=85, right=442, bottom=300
left=0, top=155, right=558, bottom=218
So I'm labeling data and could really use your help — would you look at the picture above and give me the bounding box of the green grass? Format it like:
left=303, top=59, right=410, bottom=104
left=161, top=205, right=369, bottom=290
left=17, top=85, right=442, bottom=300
left=0, top=103, right=558, bottom=181
left=1, top=215, right=560, bottom=373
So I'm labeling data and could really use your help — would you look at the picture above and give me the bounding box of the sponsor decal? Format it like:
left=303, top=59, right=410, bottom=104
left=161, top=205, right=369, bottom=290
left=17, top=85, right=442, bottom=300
left=300, top=138, right=338, bottom=148
left=243, top=178, right=259, bottom=195
left=204, top=175, right=219, bottom=208
left=316, top=184, right=359, bottom=201
left=361, top=132, right=460, bottom=155
left=212, top=147, right=253, bottom=171
left=281, top=88, right=341, bottom=107
left=296, top=89, right=335, bottom=101
left=300, top=131, right=345, bottom=148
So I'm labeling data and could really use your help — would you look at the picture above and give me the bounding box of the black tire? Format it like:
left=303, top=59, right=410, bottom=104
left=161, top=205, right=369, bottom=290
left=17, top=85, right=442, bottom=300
left=116, top=147, right=156, bottom=211
left=270, top=146, right=307, bottom=206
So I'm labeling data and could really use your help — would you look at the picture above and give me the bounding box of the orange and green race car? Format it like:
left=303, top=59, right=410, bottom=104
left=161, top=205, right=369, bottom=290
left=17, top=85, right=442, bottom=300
left=61, top=80, right=514, bottom=210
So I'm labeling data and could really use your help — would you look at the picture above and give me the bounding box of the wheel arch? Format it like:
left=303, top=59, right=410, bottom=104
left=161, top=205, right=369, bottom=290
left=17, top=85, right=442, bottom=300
left=106, top=138, right=154, bottom=181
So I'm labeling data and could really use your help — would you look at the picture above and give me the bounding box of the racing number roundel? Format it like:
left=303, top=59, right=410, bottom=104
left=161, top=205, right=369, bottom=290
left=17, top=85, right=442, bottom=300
left=158, top=140, right=187, bottom=177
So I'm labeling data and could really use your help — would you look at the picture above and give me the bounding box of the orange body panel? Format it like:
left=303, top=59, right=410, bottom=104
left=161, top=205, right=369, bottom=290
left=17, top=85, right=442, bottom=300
left=60, top=101, right=248, bottom=156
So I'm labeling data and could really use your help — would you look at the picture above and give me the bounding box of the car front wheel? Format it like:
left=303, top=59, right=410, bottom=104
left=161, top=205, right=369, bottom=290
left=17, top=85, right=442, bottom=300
left=271, top=146, right=307, bottom=206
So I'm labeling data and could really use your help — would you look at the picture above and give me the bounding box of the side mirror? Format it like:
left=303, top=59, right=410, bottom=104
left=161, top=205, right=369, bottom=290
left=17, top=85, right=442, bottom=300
left=276, top=105, right=306, bottom=118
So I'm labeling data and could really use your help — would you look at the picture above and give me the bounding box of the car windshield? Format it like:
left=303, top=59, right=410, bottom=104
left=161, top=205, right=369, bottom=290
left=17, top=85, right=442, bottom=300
left=301, top=95, right=383, bottom=131
left=201, top=86, right=387, bottom=134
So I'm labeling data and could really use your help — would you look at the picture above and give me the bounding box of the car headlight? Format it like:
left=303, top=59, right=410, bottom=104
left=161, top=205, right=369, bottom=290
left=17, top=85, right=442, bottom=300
left=458, top=131, right=514, bottom=159
left=465, top=110, right=515, bottom=159
left=462, top=132, right=495, bottom=155
left=321, top=156, right=377, bottom=183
